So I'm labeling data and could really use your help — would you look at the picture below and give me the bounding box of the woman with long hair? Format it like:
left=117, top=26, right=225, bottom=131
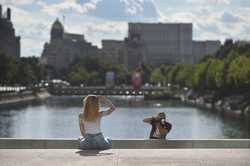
left=79, top=95, right=116, bottom=150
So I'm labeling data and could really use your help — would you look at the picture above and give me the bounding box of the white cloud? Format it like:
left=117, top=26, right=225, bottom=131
left=120, top=0, right=144, bottom=15
left=221, top=11, right=242, bottom=23
left=6, top=6, right=51, bottom=57
left=2, top=0, right=250, bottom=57
left=158, top=6, right=250, bottom=43
left=38, top=0, right=102, bottom=16
left=0, top=0, right=34, bottom=5
left=38, top=0, right=159, bottom=21
left=186, top=0, right=231, bottom=5
left=63, top=17, right=128, bottom=48
left=82, top=0, right=101, bottom=13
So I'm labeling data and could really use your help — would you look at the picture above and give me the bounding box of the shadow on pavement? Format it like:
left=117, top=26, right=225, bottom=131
left=75, top=150, right=113, bottom=156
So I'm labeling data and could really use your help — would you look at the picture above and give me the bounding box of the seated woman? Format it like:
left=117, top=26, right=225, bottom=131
left=78, top=95, right=116, bottom=150
left=143, top=112, right=172, bottom=139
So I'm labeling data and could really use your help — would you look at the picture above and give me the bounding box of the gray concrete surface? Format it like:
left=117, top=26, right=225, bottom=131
left=0, top=149, right=249, bottom=166
left=1, top=138, right=250, bottom=149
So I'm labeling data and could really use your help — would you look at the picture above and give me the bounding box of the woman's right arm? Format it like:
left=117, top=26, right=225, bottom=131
left=98, top=96, right=116, bottom=116
left=78, top=114, right=85, bottom=136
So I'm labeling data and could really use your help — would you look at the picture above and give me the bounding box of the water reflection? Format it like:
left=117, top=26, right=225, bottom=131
left=0, top=96, right=249, bottom=138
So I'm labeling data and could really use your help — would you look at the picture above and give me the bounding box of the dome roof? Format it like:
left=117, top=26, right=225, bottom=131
left=52, top=18, right=64, bottom=30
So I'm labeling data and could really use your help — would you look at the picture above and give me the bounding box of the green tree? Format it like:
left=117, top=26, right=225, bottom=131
left=150, top=68, right=165, bottom=84
left=226, top=56, right=250, bottom=89
left=191, top=61, right=210, bottom=90
left=67, top=67, right=89, bottom=85
left=205, top=58, right=220, bottom=90
left=112, top=65, right=128, bottom=85
left=87, top=71, right=101, bottom=85
left=167, top=64, right=183, bottom=85
left=0, top=53, right=18, bottom=85
left=175, top=64, right=194, bottom=87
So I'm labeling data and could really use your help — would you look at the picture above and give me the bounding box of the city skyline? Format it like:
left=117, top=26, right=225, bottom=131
left=0, top=0, right=249, bottom=57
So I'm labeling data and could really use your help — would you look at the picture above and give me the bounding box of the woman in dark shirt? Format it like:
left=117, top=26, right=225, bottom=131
left=143, top=112, right=172, bottom=139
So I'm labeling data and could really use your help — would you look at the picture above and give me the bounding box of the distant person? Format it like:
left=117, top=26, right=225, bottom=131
left=78, top=95, right=116, bottom=150
left=132, top=67, right=143, bottom=90
left=143, top=112, right=172, bottom=139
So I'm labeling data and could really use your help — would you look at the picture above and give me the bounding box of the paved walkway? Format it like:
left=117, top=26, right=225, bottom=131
left=0, top=149, right=250, bottom=166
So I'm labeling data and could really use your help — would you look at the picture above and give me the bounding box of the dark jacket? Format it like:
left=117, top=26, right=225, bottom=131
left=149, top=118, right=172, bottom=139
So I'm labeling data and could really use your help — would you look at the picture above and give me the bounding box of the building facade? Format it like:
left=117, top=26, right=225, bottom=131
left=125, top=23, right=194, bottom=69
left=192, top=40, right=221, bottom=63
left=41, top=19, right=99, bottom=71
left=42, top=20, right=221, bottom=72
left=102, top=23, right=221, bottom=70
left=101, top=40, right=126, bottom=65
left=0, top=5, right=20, bottom=58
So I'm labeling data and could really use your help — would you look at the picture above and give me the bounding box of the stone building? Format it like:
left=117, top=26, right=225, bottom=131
left=125, top=23, right=194, bottom=69
left=41, top=19, right=99, bottom=72
left=0, top=5, right=20, bottom=58
left=192, top=40, right=221, bottom=63
left=102, top=23, right=220, bottom=70
left=43, top=19, right=221, bottom=72
left=101, top=40, right=126, bottom=65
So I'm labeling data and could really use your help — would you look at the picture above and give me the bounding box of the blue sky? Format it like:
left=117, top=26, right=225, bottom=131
left=0, top=0, right=249, bottom=57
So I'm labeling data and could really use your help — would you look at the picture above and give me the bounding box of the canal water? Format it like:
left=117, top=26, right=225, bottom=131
left=0, top=96, right=249, bottom=139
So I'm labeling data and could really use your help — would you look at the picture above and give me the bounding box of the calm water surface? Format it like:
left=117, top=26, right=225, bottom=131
left=0, top=96, right=249, bottom=138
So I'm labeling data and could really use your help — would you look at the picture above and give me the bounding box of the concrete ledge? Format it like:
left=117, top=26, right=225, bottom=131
left=0, top=138, right=250, bottom=149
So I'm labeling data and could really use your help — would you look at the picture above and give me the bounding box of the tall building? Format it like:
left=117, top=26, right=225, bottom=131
left=123, top=23, right=220, bottom=69
left=0, top=5, right=20, bottom=58
left=101, top=40, right=126, bottom=65
left=43, top=19, right=221, bottom=73
left=125, top=23, right=193, bottom=69
left=41, top=19, right=99, bottom=72
left=192, top=40, right=221, bottom=63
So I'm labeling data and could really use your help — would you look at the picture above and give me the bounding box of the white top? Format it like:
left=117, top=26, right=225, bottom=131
left=83, top=111, right=109, bottom=134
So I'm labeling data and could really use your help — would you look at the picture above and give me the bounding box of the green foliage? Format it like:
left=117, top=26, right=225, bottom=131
left=175, top=64, right=194, bottom=87
left=65, top=56, right=129, bottom=86
left=141, top=64, right=153, bottom=83
left=212, top=59, right=225, bottom=89
left=0, top=53, right=46, bottom=86
left=150, top=40, right=250, bottom=93
left=226, top=55, right=250, bottom=88
left=0, top=53, right=16, bottom=84
left=112, top=65, right=128, bottom=85
left=150, top=68, right=165, bottom=84
left=67, top=67, right=89, bottom=86
left=191, top=62, right=209, bottom=90
left=167, top=64, right=186, bottom=85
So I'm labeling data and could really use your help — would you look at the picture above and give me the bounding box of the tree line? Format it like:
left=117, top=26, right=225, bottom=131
left=54, top=56, right=130, bottom=86
left=0, top=53, right=46, bottom=86
left=1, top=39, right=250, bottom=91
left=150, top=40, right=250, bottom=95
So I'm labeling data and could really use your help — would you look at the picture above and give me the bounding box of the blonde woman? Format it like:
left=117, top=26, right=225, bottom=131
left=78, top=95, right=115, bottom=150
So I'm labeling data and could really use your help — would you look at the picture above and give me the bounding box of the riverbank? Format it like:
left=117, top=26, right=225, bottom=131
left=145, top=88, right=250, bottom=120
left=181, top=90, right=250, bottom=120
left=0, top=90, right=50, bottom=107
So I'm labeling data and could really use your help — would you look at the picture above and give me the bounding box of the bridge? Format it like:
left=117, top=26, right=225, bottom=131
left=48, top=86, right=173, bottom=96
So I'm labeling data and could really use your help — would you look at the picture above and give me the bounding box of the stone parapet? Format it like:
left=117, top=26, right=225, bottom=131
left=0, top=138, right=249, bottom=149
